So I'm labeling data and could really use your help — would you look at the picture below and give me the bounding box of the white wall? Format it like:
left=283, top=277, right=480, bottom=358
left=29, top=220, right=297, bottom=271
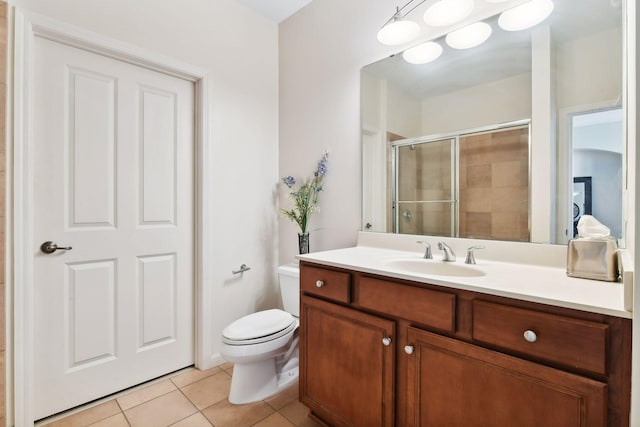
left=421, top=73, right=531, bottom=135
left=11, top=0, right=280, bottom=363
left=386, top=81, right=423, bottom=138
left=361, top=70, right=383, bottom=131
left=279, top=0, right=404, bottom=263
left=362, top=71, right=423, bottom=138
left=556, top=27, right=623, bottom=109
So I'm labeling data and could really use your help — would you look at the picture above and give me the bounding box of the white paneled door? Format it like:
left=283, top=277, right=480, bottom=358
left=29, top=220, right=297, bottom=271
left=32, top=37, right=195, bottom=419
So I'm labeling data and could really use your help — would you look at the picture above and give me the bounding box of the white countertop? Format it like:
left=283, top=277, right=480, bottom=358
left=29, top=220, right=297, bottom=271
left=298, top=236, right=632, bottom=319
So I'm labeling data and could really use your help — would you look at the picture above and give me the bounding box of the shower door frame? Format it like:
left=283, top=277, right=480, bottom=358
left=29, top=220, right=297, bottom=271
left=390, top=119, right=531, bottom=237
left=391, top=136, right=459, bottom=236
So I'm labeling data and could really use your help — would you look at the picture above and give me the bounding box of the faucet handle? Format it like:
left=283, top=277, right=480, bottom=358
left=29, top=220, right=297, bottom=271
left=437, top=241, right=456, bottom=262
left=416, top=241, right=432, bottom=259
left=465, top=246, right=485, bottom=264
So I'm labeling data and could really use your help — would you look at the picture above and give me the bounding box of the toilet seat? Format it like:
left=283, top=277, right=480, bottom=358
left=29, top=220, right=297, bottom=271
left=222, top=309, right=296, bottom=345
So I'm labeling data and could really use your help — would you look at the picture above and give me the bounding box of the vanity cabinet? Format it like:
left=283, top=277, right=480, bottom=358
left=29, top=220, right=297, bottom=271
left=406, top=327, right=606, bottom=426
left=299, top=261, right=632, bottom=427
left=300, top=296, right=395, bottom=426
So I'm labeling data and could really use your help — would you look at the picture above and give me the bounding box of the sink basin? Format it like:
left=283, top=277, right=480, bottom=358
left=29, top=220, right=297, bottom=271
left=385, top=259, right=486, bottom=277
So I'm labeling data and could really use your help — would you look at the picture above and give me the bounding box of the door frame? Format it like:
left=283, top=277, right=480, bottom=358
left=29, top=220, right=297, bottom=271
left=12, top=9, right=214, bottom=425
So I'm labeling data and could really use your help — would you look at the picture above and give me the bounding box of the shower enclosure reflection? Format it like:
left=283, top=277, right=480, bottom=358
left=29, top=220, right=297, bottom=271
left=392, top=122, right=529, bottom=241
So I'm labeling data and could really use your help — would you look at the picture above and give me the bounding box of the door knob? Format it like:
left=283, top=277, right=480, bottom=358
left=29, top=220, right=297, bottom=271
left=40, top=241, right=72, bottom=254
left=382, top=337, right=392, bottom=346
left=404, top=345, right=414, bottom=355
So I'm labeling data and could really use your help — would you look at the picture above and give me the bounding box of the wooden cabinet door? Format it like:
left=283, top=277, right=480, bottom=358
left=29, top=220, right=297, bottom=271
left=406, top=327, right=607, bottom=427
left=300, top=296, right=395, bottom=427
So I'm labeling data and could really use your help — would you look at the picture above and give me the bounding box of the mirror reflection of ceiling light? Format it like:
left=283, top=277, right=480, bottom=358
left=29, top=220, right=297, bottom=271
left=498, top=0, right=554, bottom=31
left=424, top=0, right=475, bottom=27
left=377, top=18, right=421, bottom=45
left=445, top=21, right=492, bottom=49
left=402, top=41, right=443, bottom=64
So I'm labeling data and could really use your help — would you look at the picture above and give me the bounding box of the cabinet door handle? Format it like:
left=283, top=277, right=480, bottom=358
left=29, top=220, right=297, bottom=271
left=382, top=337, right=392, bottom=346
left=404, top=345, right=414, bottom=355
left=523, top=330, right=537, bottom=343
left=315, top=280, right=324, bottom=288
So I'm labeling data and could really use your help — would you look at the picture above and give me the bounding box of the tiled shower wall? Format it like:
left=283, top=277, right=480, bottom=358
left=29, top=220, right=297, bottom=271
left=459, top=126, right=530, bottom=241
left=0, top=2, right=7, bottom=423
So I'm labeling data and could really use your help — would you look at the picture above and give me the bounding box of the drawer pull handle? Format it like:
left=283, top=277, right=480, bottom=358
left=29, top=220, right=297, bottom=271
left=315, top=280, right=325, bottom=288
left=523, top=330, right=537, bottom=343
left=404, top=345, right=414, bottom=355
left=382, top=337, right=392, bottom=346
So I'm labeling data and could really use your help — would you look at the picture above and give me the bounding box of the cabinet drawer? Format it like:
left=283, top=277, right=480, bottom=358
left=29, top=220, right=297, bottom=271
left=357, top=276, right=455, bottom=332
left=300, top=265, right=351, bottom=303
left=472, top=300, right=608, bottom=375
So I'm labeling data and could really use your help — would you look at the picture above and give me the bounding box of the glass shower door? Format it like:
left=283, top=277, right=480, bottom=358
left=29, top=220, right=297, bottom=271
left=393, top=138, right=457, bottom=236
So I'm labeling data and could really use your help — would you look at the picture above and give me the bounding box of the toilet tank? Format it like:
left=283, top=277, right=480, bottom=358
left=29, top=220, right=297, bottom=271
left=278, top=263, right=300, bottom=317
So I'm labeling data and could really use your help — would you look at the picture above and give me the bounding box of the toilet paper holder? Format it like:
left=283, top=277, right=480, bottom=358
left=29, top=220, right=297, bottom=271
left=232, top=264, right=251, bottom=274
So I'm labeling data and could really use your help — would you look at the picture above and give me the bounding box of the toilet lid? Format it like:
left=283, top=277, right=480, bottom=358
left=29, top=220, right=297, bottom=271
left=223, top=309, right=295, bottom=342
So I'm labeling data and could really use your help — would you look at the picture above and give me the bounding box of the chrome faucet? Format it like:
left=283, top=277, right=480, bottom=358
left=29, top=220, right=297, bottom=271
left=437, top=242, right=456, bottom=262
left=465, top=246, right=485, bottom=264
left=416, top=241, right=432, bottom=259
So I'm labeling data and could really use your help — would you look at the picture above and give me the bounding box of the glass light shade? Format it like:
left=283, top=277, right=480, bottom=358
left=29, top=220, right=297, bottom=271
left=402, top=42, right=443, bottom=64
left=424, top=0, right=475, bottom=27
left=498, top=0, right=554, bottom=31
left=377, top=20, right=421, bottom=45
left=484, top=0, right=510, bottom=2
left=445, top=22, right=492, bottom=49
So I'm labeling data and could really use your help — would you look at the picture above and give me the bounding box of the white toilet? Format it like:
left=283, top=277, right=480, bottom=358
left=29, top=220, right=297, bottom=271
left=220, top=263, right=300, bottom=404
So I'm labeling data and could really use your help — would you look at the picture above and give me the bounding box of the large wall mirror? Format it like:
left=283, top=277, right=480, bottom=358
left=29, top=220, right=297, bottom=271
left=361, top=0, right=625, bottom=245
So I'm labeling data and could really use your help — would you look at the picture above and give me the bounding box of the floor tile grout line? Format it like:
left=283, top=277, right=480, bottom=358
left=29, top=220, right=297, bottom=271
left=44, top=365, right=313, bottom=427
left=113, top=400, right=132, bottom=427
left=37, top=401, right=114, bottom=426
left=116, top=382, right=179, bottom=413
left=38, top=367, right=198, bottom=426
left=164, top=404, right=203, bottom=427
left=173, top=385, right=209, bottom=416
left=174, top=370, right=233, bottom=413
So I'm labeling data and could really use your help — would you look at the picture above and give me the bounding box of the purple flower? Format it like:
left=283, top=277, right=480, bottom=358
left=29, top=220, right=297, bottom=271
left=280, top=151, right=329, bottom=234
left=316, top=160, right=328, bottom=177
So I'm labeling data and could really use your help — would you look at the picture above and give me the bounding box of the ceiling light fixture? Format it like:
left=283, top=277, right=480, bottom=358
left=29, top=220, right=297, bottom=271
left=445, top=21, right=492, bottom=49
left=402, top=41, right=443, bottom=64
left=424, top=0, right=475, bottom=27
left=377, top=0, right=426, bottom=46
left=498, top=0, right=554, bottom=31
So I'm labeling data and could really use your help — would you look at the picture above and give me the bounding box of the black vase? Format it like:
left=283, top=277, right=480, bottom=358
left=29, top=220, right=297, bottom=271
left=298, top=232, right=310, bottom=254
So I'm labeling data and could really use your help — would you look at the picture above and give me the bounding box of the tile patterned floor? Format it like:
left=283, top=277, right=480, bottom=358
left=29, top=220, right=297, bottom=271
left=38, top=363, right=322, bottom=427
